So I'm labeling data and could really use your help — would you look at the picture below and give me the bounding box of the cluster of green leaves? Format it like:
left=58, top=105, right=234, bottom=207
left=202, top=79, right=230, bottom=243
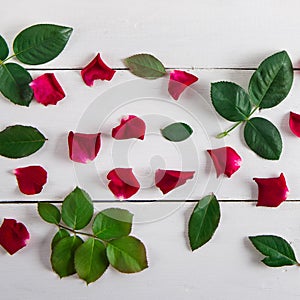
left=38, top=187, right=148, bottom=284
left=211, top=51, right=293, bottom=160
left=0, top=24, right=72, bottom=106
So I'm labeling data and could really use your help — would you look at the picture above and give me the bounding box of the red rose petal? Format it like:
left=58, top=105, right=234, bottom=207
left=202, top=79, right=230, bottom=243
left=112, top=115, right=146, bottom=140
left=14, top=166, right=47, bottom=195
left=0, top=219, right=30, bottom=255
left=253, top=173, right=288, bottom=207
left=30, top=73, right=65, bottom=106
left=155, top=169, right=195, bottom=194
left=207, top=147, right=242, bottom=178
left=168, top=70, right=198, bottom=100
left=107, top=168, right=140, bottom=199
left=289, top=111, right=300, bottom=137
left=68, top=131, right=101, bottom=164
left=81, top=53, right=116, bottom=86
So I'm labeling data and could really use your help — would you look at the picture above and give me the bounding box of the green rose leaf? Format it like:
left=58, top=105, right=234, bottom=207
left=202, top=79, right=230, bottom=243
left=0, top=63, right=33, bottom=106
left=61, top=187, right=94, bottom=230
left=0, top=35, right=9, bottom=60
left=188, top=194, right=221, bottom=251
left=13, top=24, right=73, bottom=65
left=0, top=125, right=47, bottom=158
left=38, top=202, right=61, bottom=224
left=124, top=53, right=166, bottom=79
left=244, top=117, right=282, bottom=160
left=211, top=81, right=252, bottom=122
left=75, top=238, right=109, bottom=284
left=51, top=229, right=70, bottom=250
left=51, top=236, right=83, bottom=278
left=249, top=235, right=298, bottom=267
left=161, top=122, right=193, bottom=142
left=248, top=51, right=293, bottom=109
left=106, top=236, right=148, bottom=273
left=93, top=208, right=133, bottom=241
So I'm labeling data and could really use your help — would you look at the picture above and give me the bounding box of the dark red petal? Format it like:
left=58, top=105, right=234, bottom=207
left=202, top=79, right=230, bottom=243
left=112, top=115, right=146, bottom=140
left=81, top=53, right=116, bottom=86
left=107, top=168, right=140, bottom=199
left=253, top=173, right=288, bottom=207
left=14, top=166, right=47, bottom=195
left=168, top=70, right=198, bottom=100
left=155, top=169, right=195, bottom=194
left=30, top=73, right=65, bottom=106
left=68, top=131, right=101, bottom=164
left=207, top=147, right=242, bottom=178
left=0, top=219, right=30, bottom=255
left=289, top=111, right=300, bottom=137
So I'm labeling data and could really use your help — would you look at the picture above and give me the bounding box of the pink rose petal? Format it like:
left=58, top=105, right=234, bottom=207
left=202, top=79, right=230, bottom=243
left=14, top=166, right=47, bottom=195
left=68, top=131, right=101, bottom=164
left=289, top=111, right=300, bottom=137
left=168, top=70, right=198, bottom=100
left=155, top=169, right=195, bottom=194
left=207, top=147, right=242, bottom=178
left=107, top=168, right=140, bottom=199
left=253, top=173, right=288, bottom=207
left=30, top=73, right=65, bottom=106
left=0, top=219, right=30, bottom=255
left=112, top=115, right=146, bottom=140
left=81, top=53, right=116, bottom=86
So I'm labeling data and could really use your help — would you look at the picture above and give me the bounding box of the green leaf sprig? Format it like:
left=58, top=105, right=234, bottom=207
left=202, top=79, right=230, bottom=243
left=211, top=51, right=293, bottom=160
left=38, top=187, right=148, bottom=284
left=0, top=24, right=73, bottom=106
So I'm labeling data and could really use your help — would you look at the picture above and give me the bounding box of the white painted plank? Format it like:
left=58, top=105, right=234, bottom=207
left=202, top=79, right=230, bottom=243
left=1, top=202, right=300, bottom=300
left=0, top=69, right=299, bottom=201
left=0, top=0, right=300, bottom=68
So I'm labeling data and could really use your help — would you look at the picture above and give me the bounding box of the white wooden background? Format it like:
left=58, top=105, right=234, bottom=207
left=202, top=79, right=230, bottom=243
left=1, top=1, right=300, bottom=299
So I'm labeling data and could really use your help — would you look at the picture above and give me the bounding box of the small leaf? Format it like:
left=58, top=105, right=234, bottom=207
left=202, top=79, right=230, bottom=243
left=0, top=35, right=9, bottom=60
left=13, top=24, right=73, bottom=65
left=124, top=53, right=166, bottom=79
left=0, top=125, right=47, bottom=158
left=161, top=122, right=193, bottom=142
left=75, top=238, right=109, bottom=284
left=211, top=82, right=252, bottom=122
left=51, top=229, right=70, bottom=250
left=106, top=236, right=148, bottom=273
left=38, top=203, right=61, bottom=224
left=61, top=187, right=94, bottom=230
left=93, top=208, right=133, bottom=241
left=244, top=117, right=282, bottom=160
left=188, top=194, right=221, bottom=251
left=51, top=236, right=83, bottom=278
left=0, top=63, right=33, bottom=106
left=248, top=51, right=293, bottom=109
left=249, top=235, right=298, bottom=267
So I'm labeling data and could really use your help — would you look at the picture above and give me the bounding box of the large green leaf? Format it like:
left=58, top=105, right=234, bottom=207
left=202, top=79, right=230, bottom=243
left=51, top=229, right=70, bottom=250
left=161, top=122, right=193, bottom=142
left=211, top=81, right=252, bottom=122
left=124, top=54, right=166, bottom=79
left=0, top=63, right=33, bottom=106
left=106, top=236, right=148, bottom=273
left=13, top=24, right=73, bottom=65
left=61, top=187, right=94, bottom=230
left=51, top=236, right=83, bottom=278
left=0, top=125, right=47, bottom=158
left=188, top=194, right=221, bottom=251
left=38, top=202, right=61, bottom=224
left=0, top=35, right=9, bottom=60
left=244, top=117, right=282, bottom=160
left=92, top=208, right=133, bottom=241
left=249, top=235, right=298, bottom=267
left=248, top=51, right=293, bottom=109
left=75, top=238, right=109, bottom=284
